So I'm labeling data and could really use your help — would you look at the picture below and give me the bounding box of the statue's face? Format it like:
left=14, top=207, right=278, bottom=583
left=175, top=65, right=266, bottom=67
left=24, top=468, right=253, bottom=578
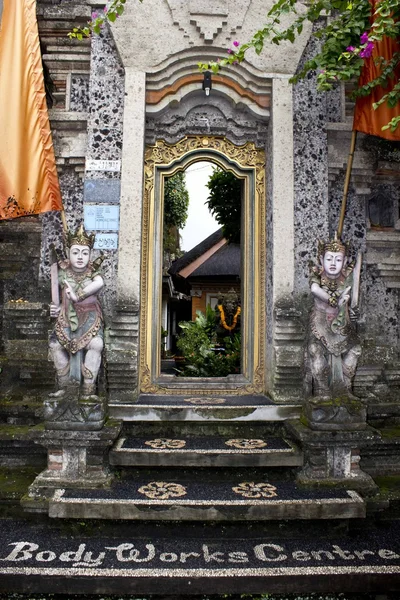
left=322, top=251, right=345, bottom=278
left=69, top=244, right=90, bottom=272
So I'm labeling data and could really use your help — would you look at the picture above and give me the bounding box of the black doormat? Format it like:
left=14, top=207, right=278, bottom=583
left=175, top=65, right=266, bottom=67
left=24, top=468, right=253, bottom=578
left=0, top=519, right=400, bottom=595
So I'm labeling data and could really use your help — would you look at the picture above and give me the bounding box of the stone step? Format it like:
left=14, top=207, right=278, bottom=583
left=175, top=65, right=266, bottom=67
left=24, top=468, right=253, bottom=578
left=0, top=393, right=43, bottom=425
left=1, top=517, right=400, bottom=596
left=0, top=424, right=46, bottom=467
left=48, top=473, right=365, bottom=521
left=110, top=435, right=303, bottom=468
left=108, top=394, right=302, bottom=423
left=361, top=427, right=400, bottom=476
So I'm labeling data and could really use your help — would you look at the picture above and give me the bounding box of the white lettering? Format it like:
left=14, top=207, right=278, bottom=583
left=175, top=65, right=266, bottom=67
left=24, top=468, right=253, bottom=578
left=74, top=551, right=106, bottom=567
left=160, top=552, right=178, bottom=563
left=202, top=545, right=224, bottom=563
left=1, top=542, right=39, bottom=562
left=379, top=548, right=400, bottom=560
left=354, top=550, right=375, bottom=560
left=254, top=544, right=287, bottom=562
left=36, top=551, right=56, bottom=562
left=311, top=550, right=335, bottom=561
left=179, top=552, right=201, bottom=563
left=228, top=552, right=249, bottom=563
left=106, top=544, right=156, bottom=563
left=292, top=550, right=311, bottom=561
left=60, top=544, right=86, bottom=563
left=331, top=545, right=355, bottom=560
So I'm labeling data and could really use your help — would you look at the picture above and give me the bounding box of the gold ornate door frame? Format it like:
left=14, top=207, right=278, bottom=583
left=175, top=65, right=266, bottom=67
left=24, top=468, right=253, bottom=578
left=140, top=136, right=266, bottom=395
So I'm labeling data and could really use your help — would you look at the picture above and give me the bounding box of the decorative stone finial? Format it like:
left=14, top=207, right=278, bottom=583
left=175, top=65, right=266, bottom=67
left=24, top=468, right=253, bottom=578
left=66, top=223, right=95, bottom=249
left=317, top=232, right=348, bottom=258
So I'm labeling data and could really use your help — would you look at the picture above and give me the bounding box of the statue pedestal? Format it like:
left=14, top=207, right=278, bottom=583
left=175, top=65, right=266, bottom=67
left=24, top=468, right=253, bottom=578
left=24, top=420, right=122, bottom=511
left=286, top=396, right=380, bottom=494
left=43, top=395, right=107, bottom=431
left=304, top=395, right=368, bottom=431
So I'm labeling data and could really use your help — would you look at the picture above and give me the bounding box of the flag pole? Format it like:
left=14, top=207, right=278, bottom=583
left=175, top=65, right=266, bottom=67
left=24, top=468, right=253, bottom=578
left=337, top=129, right=357, bottom=238
left=60, top=210, right=68, bottom=233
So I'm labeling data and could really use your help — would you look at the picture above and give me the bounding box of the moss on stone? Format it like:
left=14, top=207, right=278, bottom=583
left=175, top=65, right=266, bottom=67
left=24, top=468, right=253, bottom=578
left=0, top=424, right=33, bottom=440
left=381, top=426, right=400, bottom=439
left=374, top=474, right=400, bottom=498
left=0, top=466, right=40, bottom=499
left=312, top=395, right=364, bottom=414
left=299, top=414, right=309, bottom=427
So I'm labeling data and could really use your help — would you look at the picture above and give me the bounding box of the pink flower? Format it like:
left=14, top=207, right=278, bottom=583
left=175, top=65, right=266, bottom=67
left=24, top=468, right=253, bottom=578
left=233, top=60, right=238, bottom=65
left=233, top=40, right=240, bottom=47
left=360, top=41, right=374, bottom=58
left=227, top=48, right=233, bottom=54
left=91, top=11, right=98, bottom=19
left=346, top=46, right=356, bottom=52
left=103, top=5, right=108, bottom=13
left=360, top=32, right=369, bottom=44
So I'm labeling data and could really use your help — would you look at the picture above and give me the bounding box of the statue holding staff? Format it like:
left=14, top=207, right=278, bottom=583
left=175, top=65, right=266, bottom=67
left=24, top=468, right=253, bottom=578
left=48, top=225, right=104, bottom=399
left=305, top=234, right=362, bottom=399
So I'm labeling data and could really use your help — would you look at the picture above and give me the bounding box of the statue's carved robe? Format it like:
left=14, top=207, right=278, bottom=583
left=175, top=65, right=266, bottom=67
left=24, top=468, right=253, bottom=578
left=307, top=266, right=360, bottom=395
left=53, top=261, right=103, bottom=382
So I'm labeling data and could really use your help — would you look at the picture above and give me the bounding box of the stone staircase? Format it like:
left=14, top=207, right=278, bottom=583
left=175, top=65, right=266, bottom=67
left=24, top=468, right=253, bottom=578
left=42, top=395, right=367, bottom=522
left=2, top=393, right=400, bottom=596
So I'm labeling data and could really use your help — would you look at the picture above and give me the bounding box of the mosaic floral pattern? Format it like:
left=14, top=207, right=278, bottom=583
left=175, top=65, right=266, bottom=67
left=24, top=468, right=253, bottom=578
left=138, top=481, right=187, bottom=500
left=225, top=438, right=268, bottom=449
left=232, top=482, right=278, bottom=499
left=184, top=397, right=226, bottom=405
left=144, top=438, right=186, bottom=449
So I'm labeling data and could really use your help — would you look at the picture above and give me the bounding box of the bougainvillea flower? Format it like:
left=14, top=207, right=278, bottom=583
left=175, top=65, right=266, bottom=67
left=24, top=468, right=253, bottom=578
left=360, top=41, right=374, bottom=58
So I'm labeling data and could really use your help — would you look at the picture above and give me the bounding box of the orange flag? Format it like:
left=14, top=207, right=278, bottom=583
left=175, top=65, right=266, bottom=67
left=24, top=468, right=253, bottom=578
left=353, top=1, right=400, bottom=141
left=0, top=0, right=63, bottom=220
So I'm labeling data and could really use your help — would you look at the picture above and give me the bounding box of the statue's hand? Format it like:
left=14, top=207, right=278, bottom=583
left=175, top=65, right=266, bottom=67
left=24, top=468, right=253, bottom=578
left=50, top=303, right=61, bottom=318
left=349, top=306, right=360, bottom=322
left=64, top=281, right=78, bottom=303
left=338, top=286, right=351, bottom=307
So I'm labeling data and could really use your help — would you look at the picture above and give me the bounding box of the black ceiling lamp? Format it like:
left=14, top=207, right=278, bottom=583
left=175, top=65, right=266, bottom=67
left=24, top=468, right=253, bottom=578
left=202, top=70, right=212, bottom=96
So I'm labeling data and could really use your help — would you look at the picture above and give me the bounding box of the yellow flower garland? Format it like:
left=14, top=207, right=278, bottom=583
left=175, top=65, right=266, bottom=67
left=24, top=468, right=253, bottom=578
left=217, top=304, right=241, bottom=331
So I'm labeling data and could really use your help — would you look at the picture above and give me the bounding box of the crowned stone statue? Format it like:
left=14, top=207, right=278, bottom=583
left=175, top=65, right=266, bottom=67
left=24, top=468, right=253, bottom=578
left=48, top=224, right=104, bottom=401
left=305, top=234, right=362, bottom=399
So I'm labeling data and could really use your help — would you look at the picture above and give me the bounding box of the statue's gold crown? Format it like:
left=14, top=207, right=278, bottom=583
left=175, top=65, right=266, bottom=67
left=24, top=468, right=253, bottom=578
left=318, top=233, right=347, bottom=257
left=66, top=224, right=95, bottom=249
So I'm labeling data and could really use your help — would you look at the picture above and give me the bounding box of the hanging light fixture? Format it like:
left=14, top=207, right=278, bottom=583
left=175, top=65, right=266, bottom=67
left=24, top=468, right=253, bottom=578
left=202, top=70, right=212, bottom=96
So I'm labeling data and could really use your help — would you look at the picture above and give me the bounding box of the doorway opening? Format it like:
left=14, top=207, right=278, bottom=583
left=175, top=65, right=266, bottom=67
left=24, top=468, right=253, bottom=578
left=140, top=136, right=266, bottom=396
left=161, top=161, right=242, bottom=378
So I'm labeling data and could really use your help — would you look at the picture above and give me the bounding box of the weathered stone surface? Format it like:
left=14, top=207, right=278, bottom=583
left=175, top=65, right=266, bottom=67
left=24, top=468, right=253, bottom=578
left=304, top=396, right=368, bottom=432
left=84, top=179, right=121, bottom=204
left=25, top=420, right=122, bottom=509
left=286, top=419, right=380, bottom=493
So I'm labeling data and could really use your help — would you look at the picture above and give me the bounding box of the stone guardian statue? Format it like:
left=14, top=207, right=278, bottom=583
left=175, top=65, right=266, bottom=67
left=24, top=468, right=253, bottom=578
left=48, top=224, right=104, bottom=400
left=305, top=235, right=362, bottom=399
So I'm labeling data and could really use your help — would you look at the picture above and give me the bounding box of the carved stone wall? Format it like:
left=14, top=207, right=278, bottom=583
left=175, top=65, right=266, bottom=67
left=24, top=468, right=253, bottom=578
left=1, top=1, right=398, bottom=403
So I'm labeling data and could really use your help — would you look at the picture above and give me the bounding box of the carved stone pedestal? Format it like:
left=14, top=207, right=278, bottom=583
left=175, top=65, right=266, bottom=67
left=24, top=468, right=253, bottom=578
left=43, top=394, right=107, bottom=431
left=286, top=396, right=381, bottom=494
left=24, top=420, right=122, bottom=511
left=304, top=395, right=368, bottom=431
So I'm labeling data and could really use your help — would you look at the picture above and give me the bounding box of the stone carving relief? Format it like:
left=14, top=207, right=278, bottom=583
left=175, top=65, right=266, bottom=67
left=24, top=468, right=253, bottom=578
left=165, top=0, right=250, bottom=44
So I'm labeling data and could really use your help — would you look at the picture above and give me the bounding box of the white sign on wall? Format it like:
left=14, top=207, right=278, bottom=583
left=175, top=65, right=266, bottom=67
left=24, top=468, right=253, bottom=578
left=94, top=233, right=118, bottom=250
left=86, top=159, right=121, bottom=172
left=84, top=205, right=120, bottom=231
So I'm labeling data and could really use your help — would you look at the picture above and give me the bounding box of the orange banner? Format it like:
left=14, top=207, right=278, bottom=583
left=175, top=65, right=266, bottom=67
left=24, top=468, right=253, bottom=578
left=0, top=0, right=63, bottom=220
left=353, top=2, right=400, bottom=141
